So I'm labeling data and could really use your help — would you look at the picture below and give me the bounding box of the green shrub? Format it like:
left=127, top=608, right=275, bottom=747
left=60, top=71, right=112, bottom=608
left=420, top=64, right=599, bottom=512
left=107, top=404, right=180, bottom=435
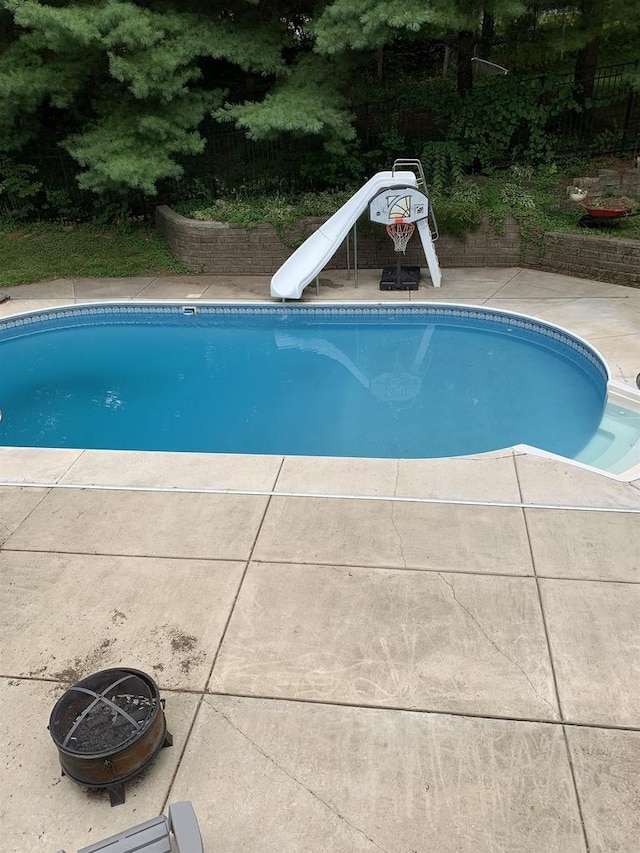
left=421, top=141, right=468, bottom=191
left=431, top=182, right=482, bottom=238
left=0, top=157, right=43, bottom=220
left=178, top=190, right=352, bottom=229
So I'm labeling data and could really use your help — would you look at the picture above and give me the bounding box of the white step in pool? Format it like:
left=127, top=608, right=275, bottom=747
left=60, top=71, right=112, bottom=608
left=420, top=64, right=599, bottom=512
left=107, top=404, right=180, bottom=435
left=575, top=386, right=640, bottom=476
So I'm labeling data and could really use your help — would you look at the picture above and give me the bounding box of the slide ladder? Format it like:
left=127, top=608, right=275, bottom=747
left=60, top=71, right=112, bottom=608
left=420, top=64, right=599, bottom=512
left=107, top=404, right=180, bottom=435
left=389, top=159, right=441, bottom=288
left=392, top=159, right=439, bottom=241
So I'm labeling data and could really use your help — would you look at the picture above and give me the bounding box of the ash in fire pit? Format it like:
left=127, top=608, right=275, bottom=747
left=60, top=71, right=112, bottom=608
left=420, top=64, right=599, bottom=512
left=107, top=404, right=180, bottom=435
left=66, top=690, right=157, bottom=754
left=49, top=668, right=172, bottom=806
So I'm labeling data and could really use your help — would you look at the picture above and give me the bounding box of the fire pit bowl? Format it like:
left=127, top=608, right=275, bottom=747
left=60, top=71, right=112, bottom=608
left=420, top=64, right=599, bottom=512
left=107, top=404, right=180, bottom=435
left=48, top=667, right=172, bottom=806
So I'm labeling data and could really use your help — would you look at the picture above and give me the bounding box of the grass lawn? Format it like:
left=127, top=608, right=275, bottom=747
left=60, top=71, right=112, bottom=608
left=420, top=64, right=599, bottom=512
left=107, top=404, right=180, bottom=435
left=0, top=222, right=188, bottom=287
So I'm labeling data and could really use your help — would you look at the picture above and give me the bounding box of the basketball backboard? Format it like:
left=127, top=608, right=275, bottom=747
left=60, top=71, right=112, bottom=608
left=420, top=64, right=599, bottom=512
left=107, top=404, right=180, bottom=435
left=368, top=185, right=429, bottom=224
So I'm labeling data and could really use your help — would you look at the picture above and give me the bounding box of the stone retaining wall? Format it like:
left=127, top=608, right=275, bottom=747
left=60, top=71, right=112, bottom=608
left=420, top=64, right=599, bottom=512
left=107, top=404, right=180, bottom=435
left=572, top=166, right=640, bottom=200
left=523, top=232, right=639, bottom=288
left=156, top=205, right=639, bottom=287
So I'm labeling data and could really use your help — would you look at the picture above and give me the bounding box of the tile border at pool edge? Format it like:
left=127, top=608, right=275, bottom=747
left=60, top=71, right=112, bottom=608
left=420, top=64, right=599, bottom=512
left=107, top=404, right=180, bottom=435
left=0, top=298, right=612, bottom=387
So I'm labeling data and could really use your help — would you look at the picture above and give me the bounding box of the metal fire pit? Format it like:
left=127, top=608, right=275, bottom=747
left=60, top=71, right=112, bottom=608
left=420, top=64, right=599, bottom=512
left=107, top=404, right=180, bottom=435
left=48, top=667, right=172, bottom=806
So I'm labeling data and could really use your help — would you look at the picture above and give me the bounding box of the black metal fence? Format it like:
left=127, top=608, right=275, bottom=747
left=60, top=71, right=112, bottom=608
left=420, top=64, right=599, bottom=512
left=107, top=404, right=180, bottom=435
left=3, top=61, right=638, bottom=221
left=171, top=129, right=322, bottom=202
left=548, top=61, right=639, bottom=156
left=356, top=60, right=639, bottom=159
left=183, top=60, right=640, bottom=194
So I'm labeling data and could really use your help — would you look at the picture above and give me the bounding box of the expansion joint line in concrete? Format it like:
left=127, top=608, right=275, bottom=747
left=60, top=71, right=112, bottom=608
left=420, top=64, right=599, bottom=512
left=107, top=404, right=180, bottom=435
left=516, top=462, right=592, bottom=853
left=2, top=479, right=639, bottom=513
left=3, top=673, right=639, bottom=735
left=158, top=456, right=285, bottom=814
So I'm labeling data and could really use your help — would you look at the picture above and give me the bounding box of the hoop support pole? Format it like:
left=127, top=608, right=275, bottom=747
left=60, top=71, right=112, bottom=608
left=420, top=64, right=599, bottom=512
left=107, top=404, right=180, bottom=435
left=345, top=230, right=351, bottom=279
left=353, top=222, right=359, bottom=287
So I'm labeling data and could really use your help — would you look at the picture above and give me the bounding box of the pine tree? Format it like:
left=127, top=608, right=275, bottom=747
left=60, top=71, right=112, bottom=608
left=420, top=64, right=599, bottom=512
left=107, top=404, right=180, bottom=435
left=217, top=53, right=356, bottom=150
left=2, top=1, right=638, bottom=201
left=0, top=0, right=284, bottom=194
left=313, top=0, right=526, bottom=93
left=569, top=0, right=640, bottom=101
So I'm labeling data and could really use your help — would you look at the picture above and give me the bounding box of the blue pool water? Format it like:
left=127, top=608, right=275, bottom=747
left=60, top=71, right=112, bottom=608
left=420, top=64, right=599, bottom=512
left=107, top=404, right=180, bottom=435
left=0, top=304, right=608, bottom=459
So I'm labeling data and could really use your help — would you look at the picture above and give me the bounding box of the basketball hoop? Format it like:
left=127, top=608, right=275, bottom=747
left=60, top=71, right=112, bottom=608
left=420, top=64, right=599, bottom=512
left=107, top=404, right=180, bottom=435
left=386, top=220, right=415, bottom=253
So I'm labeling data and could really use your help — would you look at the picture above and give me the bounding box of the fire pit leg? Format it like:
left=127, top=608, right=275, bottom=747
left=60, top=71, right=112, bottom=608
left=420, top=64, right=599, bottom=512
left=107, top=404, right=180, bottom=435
left=163, top=730, right=173, bottom=748
left=108, top=782, right=126, bottom=807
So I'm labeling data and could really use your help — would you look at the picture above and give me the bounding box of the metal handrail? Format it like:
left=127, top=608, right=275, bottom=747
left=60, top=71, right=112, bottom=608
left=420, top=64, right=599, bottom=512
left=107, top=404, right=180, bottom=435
left=392, top=159, right=439, bottom=241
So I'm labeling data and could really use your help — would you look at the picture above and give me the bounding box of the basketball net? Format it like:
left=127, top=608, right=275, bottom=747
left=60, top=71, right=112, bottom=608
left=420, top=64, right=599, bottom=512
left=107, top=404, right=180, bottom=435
left=386, top=220, right=415, bottom=253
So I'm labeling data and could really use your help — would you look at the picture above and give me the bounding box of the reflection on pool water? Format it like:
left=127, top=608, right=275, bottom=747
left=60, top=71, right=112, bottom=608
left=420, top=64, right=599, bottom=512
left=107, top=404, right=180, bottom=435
left=0, top=304, right=611, bottom=464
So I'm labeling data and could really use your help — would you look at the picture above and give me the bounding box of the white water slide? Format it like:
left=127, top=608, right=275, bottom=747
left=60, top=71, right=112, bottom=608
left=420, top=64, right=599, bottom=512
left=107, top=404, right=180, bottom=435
left=270, top=170, right=442, bottom=300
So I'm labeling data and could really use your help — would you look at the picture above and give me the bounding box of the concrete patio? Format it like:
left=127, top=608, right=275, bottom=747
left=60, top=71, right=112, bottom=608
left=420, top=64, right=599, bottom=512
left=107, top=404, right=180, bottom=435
left=1, top=267, right=639, bottom=853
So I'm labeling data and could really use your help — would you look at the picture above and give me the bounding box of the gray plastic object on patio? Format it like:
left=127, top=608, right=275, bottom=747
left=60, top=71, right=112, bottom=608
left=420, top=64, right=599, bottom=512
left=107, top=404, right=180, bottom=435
left=55, top=801, right=204, bottom=853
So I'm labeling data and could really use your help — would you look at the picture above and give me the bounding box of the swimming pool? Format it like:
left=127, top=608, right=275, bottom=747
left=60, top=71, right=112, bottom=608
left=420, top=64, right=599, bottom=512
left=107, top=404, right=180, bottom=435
left=0, top=303, right=611, bottom=463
